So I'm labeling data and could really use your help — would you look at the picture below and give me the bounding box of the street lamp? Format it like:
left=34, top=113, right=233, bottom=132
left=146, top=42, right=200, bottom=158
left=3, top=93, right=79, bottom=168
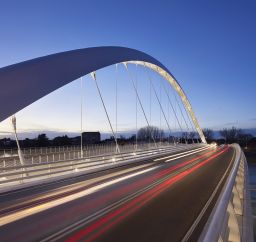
left=11, top=115, right=25, bottom=168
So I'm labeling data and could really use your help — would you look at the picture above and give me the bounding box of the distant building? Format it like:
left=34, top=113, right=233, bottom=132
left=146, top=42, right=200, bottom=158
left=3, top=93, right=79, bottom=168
left=82, top=132, right=101, bottom=144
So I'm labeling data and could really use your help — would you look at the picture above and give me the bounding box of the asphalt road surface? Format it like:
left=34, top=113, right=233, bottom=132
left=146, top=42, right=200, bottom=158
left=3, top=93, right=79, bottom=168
left=0, top=145, right=235, bottom=242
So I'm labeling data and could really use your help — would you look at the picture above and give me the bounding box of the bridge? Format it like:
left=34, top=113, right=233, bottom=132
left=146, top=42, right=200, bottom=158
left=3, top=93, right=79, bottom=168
left=0, top=47, right=253, bottom=242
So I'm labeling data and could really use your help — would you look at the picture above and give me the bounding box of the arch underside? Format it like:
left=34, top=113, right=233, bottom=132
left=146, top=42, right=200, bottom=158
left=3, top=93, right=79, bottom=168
left=0, top=46, right=206, bottom=143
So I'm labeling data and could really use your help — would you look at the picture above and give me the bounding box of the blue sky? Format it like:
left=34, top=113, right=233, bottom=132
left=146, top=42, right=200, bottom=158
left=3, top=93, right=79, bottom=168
left=0, top=0, right=256, bottom=137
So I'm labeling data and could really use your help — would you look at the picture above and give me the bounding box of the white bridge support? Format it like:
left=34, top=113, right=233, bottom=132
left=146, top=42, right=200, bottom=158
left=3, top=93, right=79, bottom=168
left=199, top=144, right=254, bottom=242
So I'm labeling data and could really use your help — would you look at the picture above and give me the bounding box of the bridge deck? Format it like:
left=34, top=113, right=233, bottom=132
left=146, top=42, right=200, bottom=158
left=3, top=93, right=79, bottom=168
left=0, top=145, right=234, bottom=242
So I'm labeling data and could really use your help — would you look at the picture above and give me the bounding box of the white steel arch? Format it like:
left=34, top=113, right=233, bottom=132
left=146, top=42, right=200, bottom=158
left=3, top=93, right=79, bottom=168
left=0, top=46, right=206, bottom=143
left=127, top=61, right=206, bottom=143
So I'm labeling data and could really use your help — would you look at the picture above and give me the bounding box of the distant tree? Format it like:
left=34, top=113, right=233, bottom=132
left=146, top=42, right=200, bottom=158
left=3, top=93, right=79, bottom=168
left=0, top=138, right=16, bottom=148
left=37, top=134, right=50, bottom=147
left=52, top=135, right=71, bottom=146
left=203, top=128, right=214, bottom=143
left=22, top=138, right=36, bottom=147
left=137, top=126, right=164, bottom=141
left=119, top=135, right=126, bottom=140
left=117, top=135, right=127, bottom=145
left=219, top=128, right=228, bottom=143
left=166, top=135, right=176, bottom=144
left=180, top=132, right=188, bottom=143
left=237, top=133, right=253, bottom=147
left=219, top=127, right=242, bottom=144
left=189, top=132, right=196, bottom=140
left=128, top=134, right=136, bottom=142
left=248, top=137, right=256, bottom=150
left=187, top=131, right=197, bottom=143
left=181, top=132, right=188, bottom=139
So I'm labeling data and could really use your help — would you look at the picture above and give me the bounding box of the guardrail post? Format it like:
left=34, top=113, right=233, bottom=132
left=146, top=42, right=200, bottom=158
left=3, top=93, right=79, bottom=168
left=227, top=202, right=241, bottom=242
left=48, top=162, right=51, bottom=177
left=236, top=162, right=245, bottom=200
left=232, top=186, right=243, bottom=216
left=19, top=165, right=24, bottom=184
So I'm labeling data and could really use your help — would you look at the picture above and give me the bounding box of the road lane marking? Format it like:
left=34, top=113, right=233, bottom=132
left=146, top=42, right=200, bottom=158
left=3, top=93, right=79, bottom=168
left=64, top=147, right=230, bottom=242
left=154, top=146, right=210, bottom=162
left=41, top=148, right=223, bottom=241
left=165, top=146, right=214, bottom=162
left=0, top=146, right=219, bottom=231
left=0, top=162, right=155, bottom=215
left=0, top=166, right=160, bottom=227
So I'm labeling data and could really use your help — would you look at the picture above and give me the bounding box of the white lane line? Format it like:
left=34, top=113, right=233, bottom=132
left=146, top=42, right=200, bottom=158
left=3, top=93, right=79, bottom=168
left=0, top=166, right=159, bottom=227
left=154, top=146, right=210, bottom=162
left=164, top=146, right=213, bottom=162
left=43, top=146, right=211, bottom=241
left=0, top=163, right=154, bottom=214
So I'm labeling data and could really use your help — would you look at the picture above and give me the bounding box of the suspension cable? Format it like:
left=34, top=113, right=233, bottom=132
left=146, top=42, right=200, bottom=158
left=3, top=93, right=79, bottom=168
left=149, top=69, right=152, bottom=146
left=175, top=93, right=190, bottom=133
left=181, top=99, right=200, bottom=143
left=90, top=71, right=121, bottom=154
left=115, top=64, right=119, bottom=152
left=144, top=65, right=175, bottom=144
left=167, top=86, right=170, bottom=143
left=159, top=79, right=162, bottom=143
left=135, top=64, right=138, bottom=150
left=80, top=77, right=84, bottom=158
left=173, top=87, right=177, bottom=143
left=160, top=78, right=184, bottom=144
left=123, top=63, right=158, bottom=148
left=173, top=91, right=189, bottom=143
left=174, top=88, right=200, bottom=143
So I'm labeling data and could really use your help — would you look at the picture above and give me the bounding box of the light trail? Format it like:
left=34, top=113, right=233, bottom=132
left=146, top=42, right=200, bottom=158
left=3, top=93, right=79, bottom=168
left=65, top=146, right=229, bottom=242
left=0, top=146, right=222, bottom=229
left=154, top=145, right=211, bottom=162
left=0, top=166, right=159, bottom=227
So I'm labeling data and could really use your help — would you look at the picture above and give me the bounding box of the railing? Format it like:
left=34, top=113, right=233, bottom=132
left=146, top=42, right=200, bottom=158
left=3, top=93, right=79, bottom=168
left=0, top=143, right=204, bottom=187
left=0, top=141, right=177, bottom=158
left=199, top=144, right=254, bottom=242
left=0, top=141, right=179, bottom=168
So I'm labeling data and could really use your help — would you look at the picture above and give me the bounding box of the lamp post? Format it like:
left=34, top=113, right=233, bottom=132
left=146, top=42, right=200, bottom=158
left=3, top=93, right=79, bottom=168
left=11, top=115, right=26, bottom=173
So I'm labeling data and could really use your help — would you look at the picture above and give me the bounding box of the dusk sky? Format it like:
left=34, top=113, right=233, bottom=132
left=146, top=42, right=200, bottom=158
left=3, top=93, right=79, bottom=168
left=0, top=0, right=256, bottom=137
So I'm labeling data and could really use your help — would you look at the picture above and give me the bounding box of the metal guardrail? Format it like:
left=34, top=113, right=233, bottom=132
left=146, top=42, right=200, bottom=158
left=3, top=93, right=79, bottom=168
left=0, top=142, right=180, bottom=168
left=0, top=142, right=175, bottom=158
left=0, top=143, right=204, bottom=187
left=199, top=144, right=254, bottom=242
left=0, top=142, right=192, bottom=168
